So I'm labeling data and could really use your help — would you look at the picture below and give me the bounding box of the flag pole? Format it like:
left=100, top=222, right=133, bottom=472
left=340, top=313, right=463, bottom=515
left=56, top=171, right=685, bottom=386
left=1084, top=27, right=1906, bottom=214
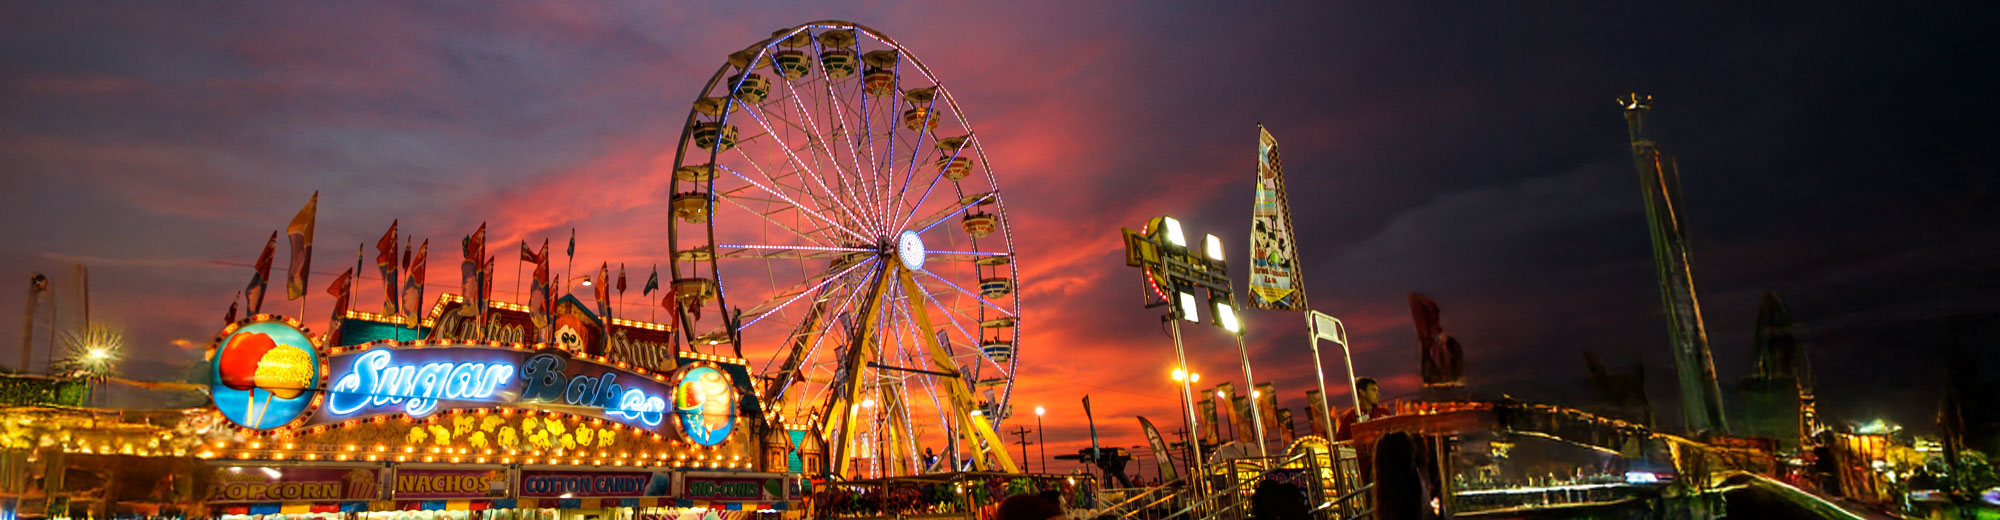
left=515, top=240, right=525, bottom=305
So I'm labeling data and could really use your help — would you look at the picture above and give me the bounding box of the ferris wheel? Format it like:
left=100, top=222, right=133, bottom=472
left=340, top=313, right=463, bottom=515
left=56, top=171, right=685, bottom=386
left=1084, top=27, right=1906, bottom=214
left=666, top=20, right=1021, bottom=478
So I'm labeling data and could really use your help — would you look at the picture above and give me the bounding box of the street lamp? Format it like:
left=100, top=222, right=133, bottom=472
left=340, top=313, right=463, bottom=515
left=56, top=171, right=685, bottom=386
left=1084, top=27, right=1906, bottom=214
left=1034, top=406, right=1047, bottom=474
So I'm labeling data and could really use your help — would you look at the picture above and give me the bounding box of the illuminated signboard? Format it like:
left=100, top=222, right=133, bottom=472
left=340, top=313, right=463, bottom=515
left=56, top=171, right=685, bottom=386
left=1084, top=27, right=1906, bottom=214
left=209, top=317, right=319, bottom=430
left=207, top=466, right=382, bottom=502
left=392, top=468, right=508, bottom=499
left=517, top=470, right=672, bottom=498
left=680, top=475, right=782, bottom=502
left=314, top=344, right=672, bottom=429
left=672, top=365, right=737, bottom=446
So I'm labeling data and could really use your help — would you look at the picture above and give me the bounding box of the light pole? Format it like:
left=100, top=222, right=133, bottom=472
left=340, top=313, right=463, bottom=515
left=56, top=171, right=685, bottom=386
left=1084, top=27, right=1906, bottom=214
left=1171, top=370, right=1200, bottom=479
left=1035, top=406, right=1048, bottom=474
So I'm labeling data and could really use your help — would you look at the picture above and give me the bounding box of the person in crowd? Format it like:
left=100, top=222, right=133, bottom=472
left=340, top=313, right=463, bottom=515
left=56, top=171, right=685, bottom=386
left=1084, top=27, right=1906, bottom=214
left=1335, top=377, right=1393, bottom=442
left=1249, top=480, right=1311, bottom=520
left=997, top=493, right=1066, bottom=520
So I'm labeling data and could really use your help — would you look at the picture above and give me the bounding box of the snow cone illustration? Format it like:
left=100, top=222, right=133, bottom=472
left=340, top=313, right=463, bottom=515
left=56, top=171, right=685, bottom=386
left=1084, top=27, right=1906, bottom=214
left=209, top=320, right=317, bottom=429
left=673, top=366, right=735, bottom=446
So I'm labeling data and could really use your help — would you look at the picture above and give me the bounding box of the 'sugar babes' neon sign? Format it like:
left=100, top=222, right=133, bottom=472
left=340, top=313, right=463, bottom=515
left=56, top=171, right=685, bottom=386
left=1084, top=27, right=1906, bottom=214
left=316, top=345, right=669, bottom=428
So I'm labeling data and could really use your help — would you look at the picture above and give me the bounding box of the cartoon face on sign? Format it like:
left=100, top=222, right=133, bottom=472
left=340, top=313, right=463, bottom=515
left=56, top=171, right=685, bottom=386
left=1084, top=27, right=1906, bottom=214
left=210, top=320, right=318, bottom=429
left=673, top=366, right=736, bottom=446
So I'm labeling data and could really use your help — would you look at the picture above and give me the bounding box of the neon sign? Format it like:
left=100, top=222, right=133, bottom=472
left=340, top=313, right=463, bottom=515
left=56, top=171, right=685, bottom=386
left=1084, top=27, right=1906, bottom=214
left=313, top=345, right=673, bottom=429
left=326, top=348, right=514, bottom=417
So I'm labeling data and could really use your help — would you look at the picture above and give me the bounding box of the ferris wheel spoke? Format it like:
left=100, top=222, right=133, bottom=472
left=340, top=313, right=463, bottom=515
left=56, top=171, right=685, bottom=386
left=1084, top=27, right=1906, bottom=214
left=718, top=142, right=862, bottom=236
left=716, top=164, right=872, bottom=243
left=894, top=143, right=966, bottom=233
left=769, top=73, right=885, bottom=237
left=716, top=192, right=842, bottom=247
left=905, top=191, right=997, bottom=235
left=768, top=268, right=877, bottom=407
left=772, top=64, right=893, bottom=238
left=888, top=97, right=943, bottom=231
left=736, top=256, right=876, bottom=336
left=732, top=99, right=884, bottom=235
left=914, top=268, right=1015, bottom=318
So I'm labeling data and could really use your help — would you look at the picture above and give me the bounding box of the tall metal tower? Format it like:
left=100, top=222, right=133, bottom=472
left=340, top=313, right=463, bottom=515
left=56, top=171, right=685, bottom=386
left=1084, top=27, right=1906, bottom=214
left=1621, top=94, right=1729, bottom=433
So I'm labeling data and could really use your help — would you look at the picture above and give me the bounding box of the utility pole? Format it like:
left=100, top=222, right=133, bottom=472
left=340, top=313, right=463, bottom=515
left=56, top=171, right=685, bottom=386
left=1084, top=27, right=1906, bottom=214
left=1009, top=426, right=1035, bottom=471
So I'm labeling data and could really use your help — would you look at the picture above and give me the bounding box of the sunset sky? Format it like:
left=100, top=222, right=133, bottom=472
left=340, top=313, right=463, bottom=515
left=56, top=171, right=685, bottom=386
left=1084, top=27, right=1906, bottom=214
left=3, top=3, right=1996, bottom=475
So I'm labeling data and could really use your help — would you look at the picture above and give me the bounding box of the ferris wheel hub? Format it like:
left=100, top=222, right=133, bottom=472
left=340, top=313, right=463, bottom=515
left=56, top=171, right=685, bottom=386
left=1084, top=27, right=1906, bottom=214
left=895, top=230, right=926, bottom=271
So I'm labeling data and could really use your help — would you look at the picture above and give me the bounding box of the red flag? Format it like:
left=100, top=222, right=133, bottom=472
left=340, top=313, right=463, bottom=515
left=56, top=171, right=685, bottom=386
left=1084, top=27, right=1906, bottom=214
left=529, top=240, right=551, bottom=331
left=617, top=264, right=628, bottom=294
left=595, top=262, right=611, bottom=321
left=520, top=240, right=543, bottom=264
left=326, top=267, right=354, bottom=322
left=660, top=288, right=681, bottom=333
left=224, top=292, right=240, bottom=325
left=482, top=255, right=496, bottom=311
left=246, top=230, right=277, bottom=314
left=459, top=223, right=486, bottom=317
left=285, top=191, right=318, bottom=300
left=377, top=220, right=399, bottom=316
left=402, top=240, right=428, bottom=322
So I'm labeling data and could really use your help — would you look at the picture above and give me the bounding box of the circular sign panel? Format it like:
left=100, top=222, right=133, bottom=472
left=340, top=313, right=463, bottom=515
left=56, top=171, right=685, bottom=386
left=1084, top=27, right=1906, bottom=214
left=672, top=365, right=737, bottom=446
left=210, top=318, right=319, bottom=429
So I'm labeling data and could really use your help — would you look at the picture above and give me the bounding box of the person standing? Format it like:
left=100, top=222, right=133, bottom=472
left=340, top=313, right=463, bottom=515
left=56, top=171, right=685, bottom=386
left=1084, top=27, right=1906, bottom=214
left=1335, top=377, right=1393, bottom=441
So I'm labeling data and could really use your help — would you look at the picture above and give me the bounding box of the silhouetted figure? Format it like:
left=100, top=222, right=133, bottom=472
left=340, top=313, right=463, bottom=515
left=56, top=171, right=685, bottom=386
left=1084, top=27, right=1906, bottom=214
left=1250, top=480, right=1311, bottom=520
left=997, top=494, right=1065, bottom=520
left=1374, top=432, right=1435, bottom=520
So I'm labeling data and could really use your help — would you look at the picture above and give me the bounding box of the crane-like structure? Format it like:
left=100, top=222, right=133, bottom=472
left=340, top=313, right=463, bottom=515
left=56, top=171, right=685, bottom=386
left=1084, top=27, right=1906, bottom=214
left=1621, top=94, right=1729, bottom=434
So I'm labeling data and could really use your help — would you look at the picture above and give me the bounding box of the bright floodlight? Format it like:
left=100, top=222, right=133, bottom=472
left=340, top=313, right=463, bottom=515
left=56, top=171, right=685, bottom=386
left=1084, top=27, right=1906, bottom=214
left=1172, top=368, right=1188, bottom=382
left=1190, top=373, right=1201, bottom=383
left=860, top=398, right=876, bottom=408
left=1162, top=216, right=1187, bottom=247
left=1178, top=292, right=1199, bottom=322
left=969, top=410, right=983, bottom=417
left=1205, top=234, right=1224, bottom=261
left=1216, top=391, right=1226, bottom=398
left=1217, top=301, right=1241, bottom=333
left=1035, top=406, right=1046, bottom=416
left=86, top=347, right=110, bottom=361
left=580, top=277, right=593, bottom=286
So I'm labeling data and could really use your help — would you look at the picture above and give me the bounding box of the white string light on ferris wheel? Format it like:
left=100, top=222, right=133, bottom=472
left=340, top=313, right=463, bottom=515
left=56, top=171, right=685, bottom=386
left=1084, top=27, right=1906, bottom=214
left=716, top=164, right=870, bottom=243
left=728, top=100, right=885, bottom=236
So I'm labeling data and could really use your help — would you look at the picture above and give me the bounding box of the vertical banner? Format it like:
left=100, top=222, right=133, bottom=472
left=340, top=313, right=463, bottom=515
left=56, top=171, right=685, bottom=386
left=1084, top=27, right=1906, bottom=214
left=1276, top=409, right=1295, bottom=445
left=1248, top=125, right=1307, bottom=310
left=1305, top=390, right=1329, bottom=438
left=1197, top=398, right=1219, bottom=446
left=1136, top=417, right=1179, bottom=481
left=1255, top=382, right=1280, bottom=440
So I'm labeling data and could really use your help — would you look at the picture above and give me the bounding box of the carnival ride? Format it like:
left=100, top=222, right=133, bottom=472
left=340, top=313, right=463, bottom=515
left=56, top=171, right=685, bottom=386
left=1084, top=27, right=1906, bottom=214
left=667, top=20, right=1022, bottom=480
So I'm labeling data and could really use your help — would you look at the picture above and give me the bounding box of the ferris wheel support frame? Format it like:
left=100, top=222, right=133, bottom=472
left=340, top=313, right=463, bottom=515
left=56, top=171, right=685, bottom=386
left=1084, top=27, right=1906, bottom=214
left=821, top=261, right=1020, bottom=478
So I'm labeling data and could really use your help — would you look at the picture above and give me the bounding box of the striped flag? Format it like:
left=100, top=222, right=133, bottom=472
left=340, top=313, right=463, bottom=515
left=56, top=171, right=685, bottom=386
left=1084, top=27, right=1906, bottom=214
left=402, top=240, right=428, bottom=322
left=246, top=230, right=277, bottom=314
left=326, top=267, right=354, bottom=323
left=529, top=240, right=551, bottom=332
left=460, top=223, right=486, bottom=317
left=642, top=266, right=659, bottom=296
left=376, top=220, right=399, bottom=316
left=285, top=191, right=318, bottom=300
left=595, top=262, right=611, bottom=321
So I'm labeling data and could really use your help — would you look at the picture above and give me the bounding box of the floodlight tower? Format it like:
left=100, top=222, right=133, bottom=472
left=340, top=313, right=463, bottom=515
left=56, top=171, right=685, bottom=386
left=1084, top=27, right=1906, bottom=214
left=1123, top=216, right=1265, bottom=483
left=1621, top=94, right=1728, bottom=434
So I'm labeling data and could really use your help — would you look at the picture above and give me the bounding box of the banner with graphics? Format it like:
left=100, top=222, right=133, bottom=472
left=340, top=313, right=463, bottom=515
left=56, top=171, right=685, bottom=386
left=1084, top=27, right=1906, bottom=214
left=518, top=470, right=672, bottom=498
left=1136, top=417, right=1179, bottom=481
left=207, top=466, right=382, bottom=503
left=1197, top=398, right=1219, bottom=445
left=1248, top=125, right=1308, bottom=310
